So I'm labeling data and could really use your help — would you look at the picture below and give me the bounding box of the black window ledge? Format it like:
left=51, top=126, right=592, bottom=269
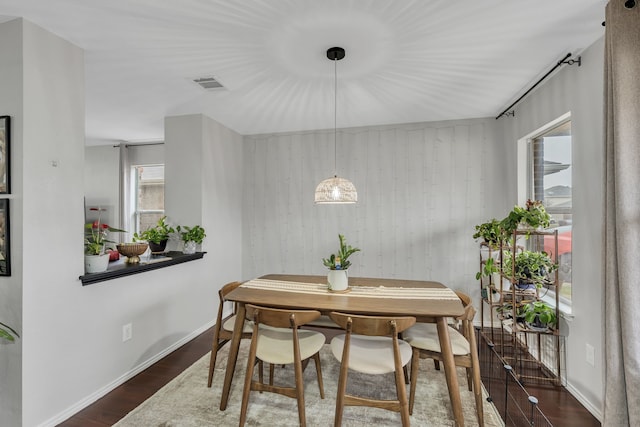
left=80, top=251, right=206, bottom=286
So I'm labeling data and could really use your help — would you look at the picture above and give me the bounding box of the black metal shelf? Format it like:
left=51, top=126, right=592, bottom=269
left=80, top=251, right=206, bottom=286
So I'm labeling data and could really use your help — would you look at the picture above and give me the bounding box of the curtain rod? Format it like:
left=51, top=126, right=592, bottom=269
left=111, top=142, right=164, bottom=148
left=495, top=53, right=579, bottom=120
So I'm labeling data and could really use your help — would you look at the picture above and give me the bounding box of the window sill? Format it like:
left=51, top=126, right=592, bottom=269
left=79, top=251, right=206, bottom=286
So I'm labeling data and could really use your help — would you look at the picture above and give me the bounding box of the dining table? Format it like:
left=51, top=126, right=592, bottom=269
left=219, top=274, right=468, bottom=427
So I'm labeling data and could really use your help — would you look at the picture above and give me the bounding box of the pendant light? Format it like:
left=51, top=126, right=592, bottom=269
left=314, top=47, right=358, bottom=204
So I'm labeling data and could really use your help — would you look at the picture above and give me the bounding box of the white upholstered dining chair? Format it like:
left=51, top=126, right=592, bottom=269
left=239, top=304, right=326, bottom=427
left=329, top=311, right=416, bottom=427
left=403, top=291, right=484, bottom=426
left=207, top=281, right=253, bottom=387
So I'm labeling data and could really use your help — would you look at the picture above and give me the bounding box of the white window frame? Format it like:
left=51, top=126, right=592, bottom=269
left=517, top=112, right=573, bottom=315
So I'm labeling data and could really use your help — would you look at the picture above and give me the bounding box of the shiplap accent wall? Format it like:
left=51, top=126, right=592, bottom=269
left=242, top=118, right=508, bottom=298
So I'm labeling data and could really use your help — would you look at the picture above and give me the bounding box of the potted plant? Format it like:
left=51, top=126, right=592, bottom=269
left=0, top=321, right=19, bottom=342
left=176, top=225, right=206, bottom=254
left=84, top=207, right=125, bottom=273
left=133, top=216, right=175, bottom=253
left=473, top=218, right=508, bottom=251
left=496, top=303, right=525, bottom=323
left=476, top=256, right=499, bottom=281
left=322, top=234, right=360, bottom=291
left=520, top=301, right=557, bottom=331
left=500, top=199, right=551, bottom=237
left=503, top=250, right=557, bottom=290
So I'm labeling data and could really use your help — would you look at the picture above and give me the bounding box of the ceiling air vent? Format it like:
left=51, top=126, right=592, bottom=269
left=192, top=76, right=225, bottom=91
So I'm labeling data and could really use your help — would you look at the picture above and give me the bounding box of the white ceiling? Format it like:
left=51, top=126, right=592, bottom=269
left=0, top=0, right=606, bottom=144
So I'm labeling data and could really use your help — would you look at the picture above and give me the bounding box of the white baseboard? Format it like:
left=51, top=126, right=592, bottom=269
left=38, top=320, right=215, bottom=427
left=565, top=381, right=603, bottom=422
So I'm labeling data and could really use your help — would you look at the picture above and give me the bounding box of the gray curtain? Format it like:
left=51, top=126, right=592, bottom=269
left=604, top=1, right=640, bottom=426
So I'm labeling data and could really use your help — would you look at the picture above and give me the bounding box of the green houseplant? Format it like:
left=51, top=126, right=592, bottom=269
left=476, top=257, right=499, bottom=281
left=500, top=199, right=551, bottom=237
left=473, top=218, right=507, bottom=249
left=84, top=207, right=126, bottom=273
left=322, top=234, right=360, bottom=270
left=133, top=216, right=175, bottom=252
left=520, top=301, right=558, bottom=331
left=84, top=208, right=126, bottom=255
left=322, top=234, right=360, bottom=291
left=503, top=250, right=557, bottom=290
left=177, top=225, right=206, bottom=254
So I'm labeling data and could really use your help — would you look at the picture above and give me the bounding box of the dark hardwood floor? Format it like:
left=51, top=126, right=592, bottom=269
left=57, top=326, right=600, bottom=426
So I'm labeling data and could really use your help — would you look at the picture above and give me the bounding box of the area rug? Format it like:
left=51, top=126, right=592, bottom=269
left=115, top=341, right=503, bottom=426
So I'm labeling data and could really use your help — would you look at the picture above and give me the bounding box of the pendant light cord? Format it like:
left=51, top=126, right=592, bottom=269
left=333, top=55, right=338, bottom=176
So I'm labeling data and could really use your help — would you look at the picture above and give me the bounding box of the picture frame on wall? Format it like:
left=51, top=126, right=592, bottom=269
left=0, top=199, right=10, bottom=276
left=0, top=116, right=10, bottom=194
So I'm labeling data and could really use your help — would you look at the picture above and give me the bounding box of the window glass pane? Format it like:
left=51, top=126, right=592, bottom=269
left=137, top=165, right=165, bottom=211
left=138, top=212, right=164, bottom=234
left=133, top=165, right=165, bottom=234
left=530, top=121, right=572, bottom=304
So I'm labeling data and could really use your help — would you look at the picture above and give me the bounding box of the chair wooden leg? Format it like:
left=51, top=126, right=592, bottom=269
left=239, top=337, right=259, bottom=427
left=434, top=359, right=440, bottom=370
left=465, top=367, right=473, bottom=391
left=294, top=353, right=307, bottom=427
left=409, top=348, right=420, bottom=415
left=394, top=355, right=410, bottom=426
left=468, top=327, right=484, bottom=426
left=207, top=326, right=222, bottom=387
left=313, top=352, right=325, bottom=399
left=269, top=363, right=275, bottom=386
left=334, top=358, right=349, bottom=427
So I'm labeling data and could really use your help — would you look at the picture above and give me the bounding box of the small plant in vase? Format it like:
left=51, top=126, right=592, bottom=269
left=504, top=250, right=557, bottom=290
left=84, top=207, right=125, bottom=273
left=177, top=225, right=206, bottom=254
left=520, top=301, right=558, bottom=331
left=500, top=199, right=551, bottom=238
left=322, top=234, right=360, bottom=291
left=473, top=218, right=508, bottom=250
left=133, top=216, right=175, bottom=253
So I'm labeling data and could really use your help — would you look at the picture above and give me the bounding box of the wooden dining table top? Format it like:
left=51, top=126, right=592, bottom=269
left=226, top=274, right=465, bottom=321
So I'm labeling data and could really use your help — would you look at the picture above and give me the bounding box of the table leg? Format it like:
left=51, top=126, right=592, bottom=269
left=437, top=317, right=464, bottom=427
left=219, top=302, right=246, bottom=411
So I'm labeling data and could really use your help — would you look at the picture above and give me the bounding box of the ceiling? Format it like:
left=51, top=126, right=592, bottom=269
left=0, top=0, right=606, bottom=144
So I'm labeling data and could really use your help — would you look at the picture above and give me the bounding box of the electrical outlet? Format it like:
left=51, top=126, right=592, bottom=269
left=586, top=343, right=595, bottom=366
left=122, top=323, right=132, bottom=342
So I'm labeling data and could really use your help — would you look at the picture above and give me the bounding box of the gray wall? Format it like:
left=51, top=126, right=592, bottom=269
left=0, top=18, right=86, bottom=426
left=499, top=38, right=605, bottom=418
left=242, top=118, right=509, bottom=302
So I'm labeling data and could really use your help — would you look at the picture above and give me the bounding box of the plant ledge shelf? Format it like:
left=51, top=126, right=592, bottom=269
left=79, top=251, right=206, bottom=286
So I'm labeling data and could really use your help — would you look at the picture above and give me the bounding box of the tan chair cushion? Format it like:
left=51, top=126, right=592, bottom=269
left=403, top=323, right=470, bottom=355
left=255, top=326, right=326, bottom=365
left=222, top=315, right=253, bottom=334
left=330, top=334, right=412, bottom=375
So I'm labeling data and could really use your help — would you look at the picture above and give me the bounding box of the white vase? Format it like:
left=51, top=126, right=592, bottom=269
left=327, top=269, right=348, bottom=291
left=183, top=240, right=197, bottom=254
left=480, top=246, right=501, bottom=261
left=85, top=253, right=110, bottom=274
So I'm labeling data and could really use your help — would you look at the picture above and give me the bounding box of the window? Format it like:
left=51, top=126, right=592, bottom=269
left=132, top=165, right=165, bottom=235
left=522, top=118, right=572, bottom=308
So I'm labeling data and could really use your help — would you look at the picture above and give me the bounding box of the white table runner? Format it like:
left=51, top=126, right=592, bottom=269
left=241, top=278, right=459, bottom=300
